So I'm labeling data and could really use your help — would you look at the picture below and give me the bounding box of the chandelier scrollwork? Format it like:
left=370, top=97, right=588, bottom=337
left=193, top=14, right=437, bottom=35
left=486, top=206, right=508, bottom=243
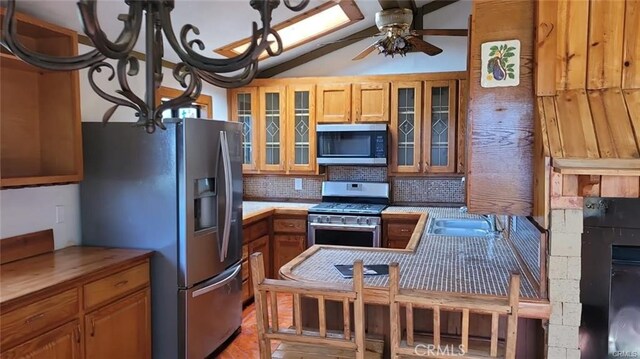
left=1, top=0, right=309, bottom=133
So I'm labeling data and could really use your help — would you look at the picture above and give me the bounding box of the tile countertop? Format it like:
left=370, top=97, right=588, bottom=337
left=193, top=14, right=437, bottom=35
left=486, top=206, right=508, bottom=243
left=280, top=206, right=546, bottom=305
left=242, top=201, right=317, bottom=220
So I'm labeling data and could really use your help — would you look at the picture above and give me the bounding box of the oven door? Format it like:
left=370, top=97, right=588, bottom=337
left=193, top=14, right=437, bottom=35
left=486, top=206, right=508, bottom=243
left=308, top=222, right=381, bottom=247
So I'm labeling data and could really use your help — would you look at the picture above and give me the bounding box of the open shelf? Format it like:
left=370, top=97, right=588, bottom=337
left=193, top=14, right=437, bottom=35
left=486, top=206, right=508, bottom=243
left=1, top=8, right=82, bottom=188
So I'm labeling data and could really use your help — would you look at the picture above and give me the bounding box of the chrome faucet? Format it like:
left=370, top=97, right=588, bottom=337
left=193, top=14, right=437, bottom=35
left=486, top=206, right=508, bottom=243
left=481, top=214, right=500, bottom=234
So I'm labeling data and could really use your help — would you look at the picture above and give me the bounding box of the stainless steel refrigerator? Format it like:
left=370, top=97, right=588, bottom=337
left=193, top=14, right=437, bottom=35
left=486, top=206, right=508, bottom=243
left=81, top=118, right=243, bottom=359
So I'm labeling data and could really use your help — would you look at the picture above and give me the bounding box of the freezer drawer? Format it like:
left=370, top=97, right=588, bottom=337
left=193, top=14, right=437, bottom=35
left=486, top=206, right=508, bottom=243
left=179, top=264, right=242, bottom=358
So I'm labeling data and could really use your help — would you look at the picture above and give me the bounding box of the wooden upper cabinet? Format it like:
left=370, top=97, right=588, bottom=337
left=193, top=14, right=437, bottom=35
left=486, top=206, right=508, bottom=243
left=352, top=82, right=390, bottom=123
left=229, top=87, right=259, bottom=172
left=390, top=81, right=422, bottom=173
left=316, top=83, right=351, bottom=123
left=0, top=9, right=82, bottom=188
left=286, top=84, right=316, bottom=173
left=259, top=86, right=287, bottom=171
left=424, top=80, right=457, bottom=173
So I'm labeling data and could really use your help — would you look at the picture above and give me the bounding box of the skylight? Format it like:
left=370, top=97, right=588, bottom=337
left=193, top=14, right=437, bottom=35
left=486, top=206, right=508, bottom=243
left=215, top=0, right=363, bottom=59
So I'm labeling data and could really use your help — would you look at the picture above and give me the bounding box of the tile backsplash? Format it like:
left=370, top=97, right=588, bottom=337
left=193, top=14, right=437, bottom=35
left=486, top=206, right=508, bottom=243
left=326, top=166, right=387, bottom=182
left=392, top=177, right=465, bottom=204
left=243, top=175, right=322, bottom=201
left=243, top=167, right=465, bottom=204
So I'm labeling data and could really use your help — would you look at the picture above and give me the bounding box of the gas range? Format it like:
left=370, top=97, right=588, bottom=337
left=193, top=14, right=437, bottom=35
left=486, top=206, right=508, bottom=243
left=307, top=181, right=389, bottom=248
left=308, top=202, right=387, bottom=216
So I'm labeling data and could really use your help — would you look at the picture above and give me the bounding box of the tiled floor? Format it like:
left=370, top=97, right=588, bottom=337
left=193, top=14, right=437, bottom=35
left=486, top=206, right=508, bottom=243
left=217, top=295, right=292, bottom=359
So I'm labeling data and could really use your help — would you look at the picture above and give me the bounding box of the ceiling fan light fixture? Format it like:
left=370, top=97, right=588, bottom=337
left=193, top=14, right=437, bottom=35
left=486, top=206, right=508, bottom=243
left=375, top=8, right=413, bottom=31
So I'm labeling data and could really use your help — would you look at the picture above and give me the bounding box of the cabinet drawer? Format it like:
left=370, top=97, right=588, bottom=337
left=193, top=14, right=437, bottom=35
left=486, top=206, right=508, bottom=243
left=84, top=263, right=149, bottom=309
left=274, top=218, right=306, bottom=234
left=387, top=222, right=416, bottom=240
left=244, top=220, right=269, bottom=243
left=241, top=260, right=250, bottom=281
left=0, top=288, right=78, bottom=348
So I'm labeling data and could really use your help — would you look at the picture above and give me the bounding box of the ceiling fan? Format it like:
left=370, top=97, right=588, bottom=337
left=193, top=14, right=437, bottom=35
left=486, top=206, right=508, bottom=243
left=352, top=6, right=467, bottom=61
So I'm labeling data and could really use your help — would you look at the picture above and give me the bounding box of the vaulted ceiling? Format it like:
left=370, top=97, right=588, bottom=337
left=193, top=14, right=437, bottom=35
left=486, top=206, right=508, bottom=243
left=14, top=0, right=469, bottom=77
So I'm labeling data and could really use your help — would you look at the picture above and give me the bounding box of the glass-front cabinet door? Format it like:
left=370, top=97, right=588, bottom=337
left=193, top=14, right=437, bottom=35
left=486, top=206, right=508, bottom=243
left=259, top=86, right=287, bottom=171
left=229, top=88, right=258, bottom=173
left=287, top=84, right=316, bottom=173
left=390, top=81, right=422, bottom=173
left=424, top=80, right=456, bottom=173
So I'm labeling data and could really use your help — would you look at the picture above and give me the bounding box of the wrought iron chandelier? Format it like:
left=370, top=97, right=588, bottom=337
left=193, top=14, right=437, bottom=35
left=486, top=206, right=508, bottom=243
left=1, top=0, right=309, bottom=133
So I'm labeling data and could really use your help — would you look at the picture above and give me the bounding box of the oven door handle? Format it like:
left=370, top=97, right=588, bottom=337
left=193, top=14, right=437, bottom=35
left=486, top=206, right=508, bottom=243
left=309, top=222, right=378, bottom=231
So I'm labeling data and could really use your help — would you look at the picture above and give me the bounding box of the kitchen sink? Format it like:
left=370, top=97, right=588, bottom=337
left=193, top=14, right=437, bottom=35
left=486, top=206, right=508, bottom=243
left=428, top=218, right=490, bottom=237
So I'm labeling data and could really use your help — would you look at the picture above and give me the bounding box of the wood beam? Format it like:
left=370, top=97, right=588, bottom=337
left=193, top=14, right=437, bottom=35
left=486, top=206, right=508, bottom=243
left=378, top=0, right=400, bottom=10
left=258, top=0, right=460, bottom=78
left=257, top=26, right=379, bottom=78
left=421, top=0, right=459, bottom=16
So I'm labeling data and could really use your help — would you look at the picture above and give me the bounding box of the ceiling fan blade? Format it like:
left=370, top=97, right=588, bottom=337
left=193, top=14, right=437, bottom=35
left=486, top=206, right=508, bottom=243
left=413, top=29, right=468, bottom=36
left=378, top=0, right=401, bottom=10
left=353, top=43, right=378, bottom=61
left=406, top=36, right=443, bottom=56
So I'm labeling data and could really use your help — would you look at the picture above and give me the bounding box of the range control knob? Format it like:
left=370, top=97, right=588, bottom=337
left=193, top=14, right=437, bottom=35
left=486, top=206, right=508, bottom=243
left=341, top=216, right=346, bottom=224
left=324, top=216, right=331, bottom=223
left=356, top=217, right=362, bottom=224
left=366, top=218, right=372, bottom=225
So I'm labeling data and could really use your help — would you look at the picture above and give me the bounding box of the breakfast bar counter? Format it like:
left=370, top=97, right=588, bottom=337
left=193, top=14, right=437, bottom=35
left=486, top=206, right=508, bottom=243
left=280, top=207, right=550, bottom=319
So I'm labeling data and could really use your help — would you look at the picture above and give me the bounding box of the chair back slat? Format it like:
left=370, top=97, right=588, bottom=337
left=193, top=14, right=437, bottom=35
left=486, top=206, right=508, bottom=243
left=406, top=303, right=414, bottom=346
left=343, top=297, right=351, bottom=340
left=433, top=306, right=441, bottom=347
left=461, top=308, right=470, bottom=352
left=318, top=295, right=327, bottom=337
left=490, top=312, right=499, bottom=357
left=505, top=272, right=521, bottom=358
left=270, top=291, right=279, bottom=331
left=293, top=293, right=302, bottom=335
left=352, top=260, right=365, bottom=359
left=250, top=252, right=368, bottom=359
left=388, top=261, right=521, bottom=359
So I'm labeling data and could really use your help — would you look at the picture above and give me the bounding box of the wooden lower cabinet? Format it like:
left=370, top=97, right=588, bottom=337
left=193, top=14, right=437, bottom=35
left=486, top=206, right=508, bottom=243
left=0, top=257, right=151, bottom=359
left=249, top=235, right=271, bottom=278
left=242, top=217, right=272, bottom=304
left=85, top=289, right=150, bottom=359
left=382, top=218, right=419, bottom=249
left=0, top=320, right=81, bottom=359
left=273, top=235, right=306, bottom=277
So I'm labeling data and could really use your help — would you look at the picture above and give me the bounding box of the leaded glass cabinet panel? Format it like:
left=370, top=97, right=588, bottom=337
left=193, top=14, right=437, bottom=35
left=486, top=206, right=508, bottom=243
left=229, top=87, right=258, bottom=172
left=424, top=80, right=456, bottom=173
left=390, top=81, right=422, bottom=173
left=287, top=84, right=316, bottom=173
left=259, top=86, right=286, bottom=171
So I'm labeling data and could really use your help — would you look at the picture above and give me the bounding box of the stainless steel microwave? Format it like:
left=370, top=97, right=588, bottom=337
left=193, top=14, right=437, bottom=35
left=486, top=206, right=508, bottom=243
left=316, top=124, right=388, bottom=166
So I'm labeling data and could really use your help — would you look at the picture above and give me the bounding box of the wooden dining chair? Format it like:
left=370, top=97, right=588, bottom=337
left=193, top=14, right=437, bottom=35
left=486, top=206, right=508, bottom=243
left=250, top=252, right=383, bottom=359
left=388, top=262, right=521, bottom=358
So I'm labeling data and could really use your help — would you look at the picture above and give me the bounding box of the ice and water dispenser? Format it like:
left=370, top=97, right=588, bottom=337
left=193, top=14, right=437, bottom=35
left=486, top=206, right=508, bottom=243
left=194, top=178, right=216, bottom=231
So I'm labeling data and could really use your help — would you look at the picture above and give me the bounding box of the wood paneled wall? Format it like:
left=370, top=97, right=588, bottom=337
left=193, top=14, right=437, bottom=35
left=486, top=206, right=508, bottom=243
left=467, top=0, right=535, bottom=215
left=537, top=0, right=640, bottom=94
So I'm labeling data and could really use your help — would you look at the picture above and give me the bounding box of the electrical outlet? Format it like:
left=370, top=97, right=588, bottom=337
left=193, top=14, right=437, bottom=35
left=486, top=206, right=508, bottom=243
left=294, top=178, right=303, bottom=191
left=55, top=205, right=65, bottom=224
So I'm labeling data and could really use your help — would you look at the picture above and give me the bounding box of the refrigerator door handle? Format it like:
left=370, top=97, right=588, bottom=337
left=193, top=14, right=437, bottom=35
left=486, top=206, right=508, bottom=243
left=191, top=265, right=241, bottom=298
left=220, top=130, right=233, bottom=261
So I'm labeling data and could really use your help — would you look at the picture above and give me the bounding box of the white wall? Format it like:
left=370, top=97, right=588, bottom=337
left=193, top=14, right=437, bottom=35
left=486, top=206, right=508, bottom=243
left=276, top=0, right=471, bottom=77
left=0, top=44, right=228, bottom=249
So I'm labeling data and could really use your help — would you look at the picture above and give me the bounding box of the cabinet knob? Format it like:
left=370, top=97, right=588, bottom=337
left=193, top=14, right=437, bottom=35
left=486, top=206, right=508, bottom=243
left=90, top=319, right=95, bottom=337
